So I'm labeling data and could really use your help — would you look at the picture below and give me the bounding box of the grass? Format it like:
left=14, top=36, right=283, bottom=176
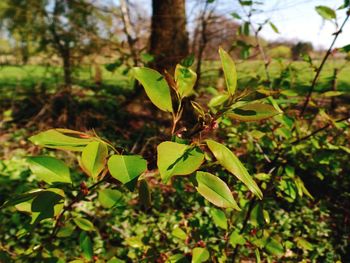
left=201, top=59, right=350, bottom=93
left=0, top=64, right=132, bottom=97
left=0, top=59, right=349, bottom=100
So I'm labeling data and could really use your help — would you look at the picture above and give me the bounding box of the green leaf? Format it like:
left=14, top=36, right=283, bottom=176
left=27, top=156, right=71, bottom=184
left=294, top=177, right=313, bottom=199
left=108, top=155, right=147, bottom=184
left=30, top=188, right=65, bottom=225
left=57, top=223, right=75, bottom=238
left=339, top=44, right=350, bottom=53
left=210, top=208, right=228, bottom=230
left=208, top=93, right=230, bottom=108
left=322, top=91, right=345, bottom=97
left=345, top=0, right=350, bottom=8
left=167, top=254, right=186, bottom=263
left=175, top=64, right=197, bottom=98
left=279, top=179, right=297, bottom=201
left=192, top=247, right=209, bottom=263
left=242, top=22, right=250, bottom=35
left=196, top=171, right=240, bottom=209
left=79, top=232, right=93, bottom=260
left=73, top=217, right=95, bottom=232
left=315, top=6, right=336, bottom=20
left=229, top=230, right=246, bottom=248
left=250, top=203, right=265, bottom=226
left=107, top=257, right=126, bottom=263
left=180, top=53, right=195, bottom=67
left=265, top=237, right=284, bottom=256
left=1, top=189, right=43, bottom=208
left=81, top=141, right=108, bottom=180
left=295, top=237, right=313, bottom=251
left=172, top=226, right=187, bottom=240
left=231, top=12, right=241, bottom=19
left=255, top=249, right=261, bottom=263
left=206, top=140, right=263, bottom=199
left=269, top=22, right=279, bottom=33
left=157, top=142, right=204, bottom=183
left=29, top=129, right=94, bottom=151
left=133, top=67, right=173, bottom=112
left=105, top=59, right=122, bottom=72
left=219, top=47, right=237, bottom=95
left=140, top=53, right=154, bottom=63
left=229, top=103, right=280, bottom=122
left=98, top=189, right=124, bottom=208
left=239, top=0, right=252, bottom=6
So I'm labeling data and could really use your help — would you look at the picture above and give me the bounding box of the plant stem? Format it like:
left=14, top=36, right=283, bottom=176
left=299, top=11, right=350, bottom=117
left=49, top=176, right=107, bottom=240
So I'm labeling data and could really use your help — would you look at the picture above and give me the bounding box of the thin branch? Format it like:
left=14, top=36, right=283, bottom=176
left=48, top=175, right=108, bottom=241
left=291, top=115, right=349, bottom=145
left=299, top=10, right=350, bottom=117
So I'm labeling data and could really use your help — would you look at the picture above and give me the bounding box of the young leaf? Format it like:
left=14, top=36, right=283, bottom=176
left=79, top=232, right=93, bottom=261
left=206, top=140, right=263, bottom=199
left=172, top=226, right=187, bottom=240
left=196, top=171, right=240, bottom=210
left=315, top=6, right=336, bottom=20
left=98, top=189, right=124, bottom=208
left=192, top=247, right=210, bottom=263
left=231, top=12, right=241, bottom=19
left=74, top=217, right=95, bottom=232
left=269, top=22, right=279, bottom=33
left=29, top=129, right=94, bottom=151
left=228, top=103, right=280, bottom=122
left=157, top=141, right=204, bottom=183
left=27, top=156, right=71, bottom=184
left=108, top=155, right=147, bottom=184
left=219, top=47, right=237, bottom=96
left=229, top=230, right=246, bottom=248
left=133, top=67, right=173, bottom=112
left=175, top=64, right=197, bottom=98
left=208, top=93, right=230, bottom=108
left=210, top=208, right=228, bottom=230
left=81, top=141, right=108, bottom=180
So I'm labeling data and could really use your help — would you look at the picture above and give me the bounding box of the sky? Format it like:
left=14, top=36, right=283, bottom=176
left=128, top=0, right=350, bottom=50
left=234, top=0, right=350, bottom=49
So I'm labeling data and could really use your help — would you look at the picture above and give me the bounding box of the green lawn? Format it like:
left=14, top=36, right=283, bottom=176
left=0, top=64, right=132, bottom=97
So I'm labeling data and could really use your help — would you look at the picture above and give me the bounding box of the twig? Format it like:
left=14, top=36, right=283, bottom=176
left=299, top=10, right=350, bottom=117
left=291, top=115, right=349, bottom=145
left=48, top=176, right=108, bottom=240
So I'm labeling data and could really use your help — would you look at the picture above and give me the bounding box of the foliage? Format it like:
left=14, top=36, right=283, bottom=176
left=0, top=1, right=350, bottom=262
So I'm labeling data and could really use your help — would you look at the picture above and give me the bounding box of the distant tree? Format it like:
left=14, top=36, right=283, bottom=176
left=150, top=0, right=189, bottom=72
left=0, top=0, right=109, bottom=88
left=291, top=41, right=313, bottom=60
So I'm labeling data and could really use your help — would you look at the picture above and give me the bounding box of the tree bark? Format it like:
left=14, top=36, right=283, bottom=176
left=150, top=0, right=189, bottom=73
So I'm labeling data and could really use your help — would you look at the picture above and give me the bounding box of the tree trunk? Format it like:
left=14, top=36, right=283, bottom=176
left=150, top=0, right=189, bottom=73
